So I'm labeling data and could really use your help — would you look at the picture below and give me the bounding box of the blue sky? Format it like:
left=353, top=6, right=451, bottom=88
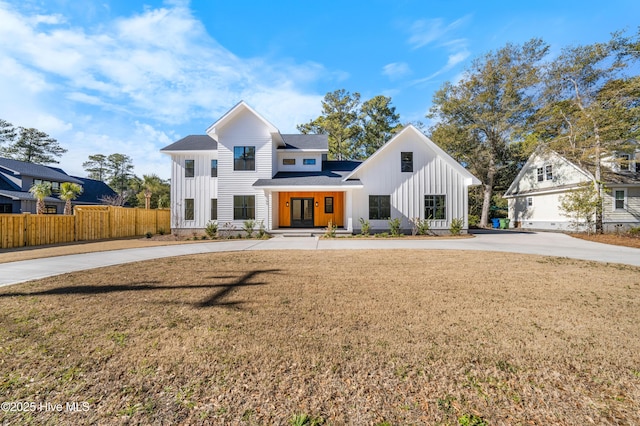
left=0, top=0, right=638, bottom=180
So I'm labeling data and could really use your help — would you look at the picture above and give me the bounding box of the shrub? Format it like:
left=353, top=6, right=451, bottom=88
left=629, top=226, right=640, bottom=236
left=256, top=220, right=268, bottom=238
left=243, top=220, right=255, bottom=238
left=449, top=217, right=464, bottom=235
left=145, top=231, right=152, bottom=239
left=409, top=217, right=430, bottom=235
left=388, top=218, right=401, bottom=236
left=468, top=214, right=480, bottom=228
left=324, top=221, right=337, bottom=238
left=157, top=227, right=166, bottom=235
left=204, top=221, right=218, bottom=239
left=359, top=218, right=370, bottom=236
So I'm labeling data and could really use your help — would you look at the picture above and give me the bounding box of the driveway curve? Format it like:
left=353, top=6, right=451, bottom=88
left=1, top=230, right=638, bottom=287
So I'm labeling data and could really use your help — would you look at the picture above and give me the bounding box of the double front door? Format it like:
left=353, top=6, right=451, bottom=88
left=290, top=198, right=314, bottom=227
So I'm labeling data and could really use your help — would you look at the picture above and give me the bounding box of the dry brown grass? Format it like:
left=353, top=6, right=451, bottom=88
left=1, top=250, right=639, bottom=425
left=571, top=232, right=640, bottom=249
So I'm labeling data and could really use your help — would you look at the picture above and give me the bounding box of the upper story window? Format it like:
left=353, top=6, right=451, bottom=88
left=537, top=167, right=544, bottom=182
left=618, top=153, right=632, bottom=171
left=234, top=146, right=255, bottom=171
left=185, top=159, right=195, bottom=178
left=211, top=160, right=218, bottom=177
left=303, top=158, right=316, bottom=165
left=33, top=179, right=61, bottom=193
left=401, top=152, right=413, bottom=172
left=545, top=165, right=553, bottom=180
left=283, top=158, right=295, bottom=165
left=527, top=197, right=533, bottom=207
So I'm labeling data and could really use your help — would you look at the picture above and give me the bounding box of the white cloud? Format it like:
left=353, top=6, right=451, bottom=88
left=407, top=15, right=471, bottom=50
left=382, top=62, right=411, bottom=80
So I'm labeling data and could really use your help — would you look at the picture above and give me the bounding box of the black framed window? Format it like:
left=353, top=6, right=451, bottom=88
left=545, top=165, right=553, bottom=180
left=184, top=198, right=194, bottom=220
left=185, top=160, right=195, bottom=178
left=211, top=160, right=218, bottom=177
left=233, top=195, right=255, bottom=220
left=425, top=195, right=446, bottom=220
left=325, top=197, right=334, bottom=214
left=401, top=152, right=413, bottom=172
left=283, top=158, right=295, bottom=165
left=0, top=204, right=11, bottom=213
left=537, top=167, right=544, bottom=182
left=211, top=198, right=217, bottom=220
left=43, top=205, right=57, bottom=214
left=369, top=195, right=391, bottom=220
left=234, top=146, right=255, bottom=171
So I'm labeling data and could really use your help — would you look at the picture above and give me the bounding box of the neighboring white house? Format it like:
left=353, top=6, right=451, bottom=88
left=161, top=101, right=481, bottom=234
left=505, top=146, right=640, bottom=232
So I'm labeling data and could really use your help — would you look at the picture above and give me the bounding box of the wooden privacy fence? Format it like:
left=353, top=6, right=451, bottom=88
left=0, top=206, right=170, bottom=249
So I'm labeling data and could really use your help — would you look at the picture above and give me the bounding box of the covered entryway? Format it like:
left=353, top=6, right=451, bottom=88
left=290, top=198, right=314, bottom=227
left=278, top=192, right=344, bottom=228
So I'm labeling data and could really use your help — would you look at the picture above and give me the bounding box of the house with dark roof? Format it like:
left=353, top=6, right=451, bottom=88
left=160, top=101, right=480, bottom=234
left=504, top=146, right=640, bottom=231
left=0, top=157, right=117, bottom=214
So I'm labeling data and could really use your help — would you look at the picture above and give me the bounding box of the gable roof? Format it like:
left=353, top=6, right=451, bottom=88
left=280, top=134, right=328, bottom=151
left=504, top=147, right=594, bottom=197
left=160, top=135, right=217, bottom=152
left=344, top=125, right=481, bottom=185
left=206, top=101, right=279, bottom=140
left=0, top=157, right=82, bottom=184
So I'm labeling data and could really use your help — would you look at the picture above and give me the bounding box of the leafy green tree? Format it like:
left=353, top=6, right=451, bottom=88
left=298, top=89, right=361, bottom=160
left=537, top=30, right=640, bottom=232
left=136, top=174, right=170, bottom=209
left=0, top=119, right=16, bottom=149
left=82, top=154, right=109, bottom=181
left=559, top=182, right=600, bottom=234
left=428, top=39, right=549, bottom=227
left=106, top=153, right=135, bottom=195
left=355, top=95, right=402, bottom=158
left=29, top=182, right=52, bottom=215
left=59, top=182, right=83, bottom=215
left=2, top=127, right=67, bottom=164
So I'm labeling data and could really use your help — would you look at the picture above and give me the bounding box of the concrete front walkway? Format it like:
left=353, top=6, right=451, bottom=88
left=1, top=230, right=638, bottom=287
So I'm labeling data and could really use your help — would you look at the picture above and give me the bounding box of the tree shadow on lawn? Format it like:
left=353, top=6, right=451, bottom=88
left=0, top=269, right=282, bottom=309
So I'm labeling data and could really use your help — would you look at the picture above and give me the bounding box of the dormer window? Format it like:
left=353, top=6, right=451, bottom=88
left=545, top=165, right=553, bottom=181
left=537, top=167, right=544, bottom=182
left=619, top=153, right=632, bottom=171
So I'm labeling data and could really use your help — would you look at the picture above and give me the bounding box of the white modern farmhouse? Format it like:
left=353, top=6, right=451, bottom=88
left=505, top=146, right=640, bottom=231
left=161, top=101, right=480, bottom=234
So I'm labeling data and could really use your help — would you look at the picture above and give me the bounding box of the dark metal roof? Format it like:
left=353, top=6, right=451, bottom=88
left=253, top=160, right=362, bottom=187
left=0, top=189, right=62, bottom=203
left=160, top=135, right=217, bottom=151
left=0, top=174, right=20, bottom=191
left=71, top=176, right=117, bottom=204
left=280, top=134, right=328, bottom=150
left=0, top=157, right=81, bottom=183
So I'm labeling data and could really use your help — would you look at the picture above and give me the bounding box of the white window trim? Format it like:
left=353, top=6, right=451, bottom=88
left=613, top=189, right=627, bottom=211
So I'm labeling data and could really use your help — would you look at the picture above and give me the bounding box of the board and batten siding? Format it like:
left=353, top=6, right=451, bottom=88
left=216, top=111, right=274, bottom=229
left=351, top=134, right=469, bottom=231
left=170, top=152, right=218, bottom=230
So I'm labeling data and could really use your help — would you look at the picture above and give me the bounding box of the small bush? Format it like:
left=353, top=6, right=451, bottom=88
left=243, top=220, right=255, bottom=238
left=145, top=231, right=152, bottom=239
left=410, top=217, right=430, bottom=235
left=629, top=226, right=640, bottom=236
left=204, top=221, right=218, bottom=239
left=388, top=218, right=401, bottom=236
left=157, top=228, right=166, bottom=235
left=256, top=220, right=268, bottom=239
left=324, top=221, right=337, bottom=238
left=450, top=217, right=464, bottom=236
left=359, top=217, right=370, bottom=236
left=468, top=214, right=480, bottom=228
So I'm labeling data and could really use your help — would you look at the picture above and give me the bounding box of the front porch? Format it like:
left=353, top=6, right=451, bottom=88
left=276, top=191, right=347, bottom=229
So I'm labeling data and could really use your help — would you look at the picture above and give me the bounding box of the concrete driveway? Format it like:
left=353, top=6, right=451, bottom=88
left=1, top=230, right=638, bottom=287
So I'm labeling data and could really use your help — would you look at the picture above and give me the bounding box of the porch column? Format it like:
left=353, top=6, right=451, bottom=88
left=345, top=189, right=353, bottom=232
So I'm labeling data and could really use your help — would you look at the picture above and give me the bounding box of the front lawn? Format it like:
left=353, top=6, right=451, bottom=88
left=1, top=250, right=639, bottom=425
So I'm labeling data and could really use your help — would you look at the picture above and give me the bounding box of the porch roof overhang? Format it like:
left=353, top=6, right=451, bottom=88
left=253, top=172, right=362, bottom=191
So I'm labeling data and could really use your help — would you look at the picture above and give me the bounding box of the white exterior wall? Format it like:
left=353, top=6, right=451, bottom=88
left=350, top=132, right=470, bottom=232
left=216, top=111, right=273, bottom=229
left=169, top=152, right=218, bottom=230
left=508, top=192, right=583, bottom=231
left=508, top=151, right=590, bottom=195
left=276, top=152, right=323, bottom=172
